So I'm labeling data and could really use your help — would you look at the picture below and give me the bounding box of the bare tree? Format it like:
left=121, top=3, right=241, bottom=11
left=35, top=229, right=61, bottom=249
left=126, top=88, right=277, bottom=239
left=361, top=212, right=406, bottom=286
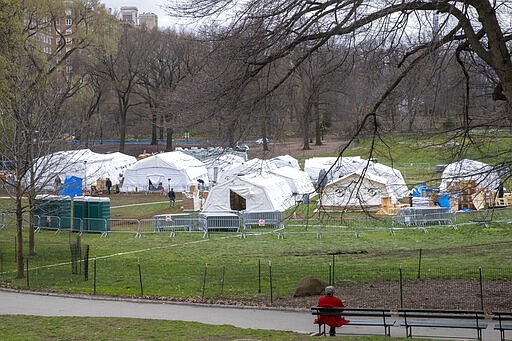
left=0, top=0, right=113, bottom=278
left=167, top=0, right=512, bottom=133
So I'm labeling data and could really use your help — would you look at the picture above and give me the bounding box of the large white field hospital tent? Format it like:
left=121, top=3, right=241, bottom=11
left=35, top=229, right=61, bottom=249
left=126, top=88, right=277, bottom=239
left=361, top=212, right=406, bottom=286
left=270, top=166, right=316, bottom=200
left=304, top=156, right=366, bottom=185
left=34, top=149, right=136, bottom=189
left=320, top=170, right=401, bottom=210
left=202, top=173, right=296, bottom=212
left=203, top=153, right=245, bottom=184
left=439, top=159, right=501, bottom=192
left=270, top=154, right=300, bottom=169
left=216, top=158, right=279, bottom=184
left=122, top=151, right=209, bottom=192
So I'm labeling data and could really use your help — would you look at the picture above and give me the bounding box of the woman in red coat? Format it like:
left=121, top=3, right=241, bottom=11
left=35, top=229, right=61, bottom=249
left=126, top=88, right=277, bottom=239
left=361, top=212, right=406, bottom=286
left=316, top=286, right=349, bottom=336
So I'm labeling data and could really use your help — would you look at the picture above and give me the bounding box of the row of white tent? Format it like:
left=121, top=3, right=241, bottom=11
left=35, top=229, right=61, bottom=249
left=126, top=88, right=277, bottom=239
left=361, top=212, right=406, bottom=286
left=36, top=148, right=503, bottom=213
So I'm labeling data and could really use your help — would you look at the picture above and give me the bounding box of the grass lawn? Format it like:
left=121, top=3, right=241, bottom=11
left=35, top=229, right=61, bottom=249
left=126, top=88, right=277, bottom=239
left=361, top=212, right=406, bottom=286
left=0, top=315, right=430, bottom=341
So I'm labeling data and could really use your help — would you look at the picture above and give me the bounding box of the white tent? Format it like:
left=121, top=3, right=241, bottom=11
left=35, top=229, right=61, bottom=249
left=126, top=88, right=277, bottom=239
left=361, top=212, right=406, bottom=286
left=270, top=166, right=316, bottom=200
left=319, top=171, right=390, bottom=210
left=202, top=173, right=296, bottom=212
left=216, top=158, right=278, bottom=184
left=365, top=162, right=410, bottom=200
left=203, top=153, right=245, bottom=184
left=34, top=149, right=136, bottom=189
left=270, top=154, right=300, bottom=169
left=121, top=151, right=209, bottom=192
left=304, top=156, right=366, bottom=184
left=439, top=159, right=501, bottom=192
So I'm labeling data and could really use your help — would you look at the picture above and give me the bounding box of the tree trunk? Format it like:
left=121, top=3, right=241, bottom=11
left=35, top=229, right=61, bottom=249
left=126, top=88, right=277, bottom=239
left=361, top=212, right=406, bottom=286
left=16, top=196, right=24, bottom=279
left=302, top=110, right=311, bottom=150
left=119, top=107, right=127, bottom=153
left=28, top=171, right=35, bottom=256
left=150, top=112, right=157, bottom=145
left=165, top=127, right=173, bottom=152
left=314, top=95, right=322, bottom=146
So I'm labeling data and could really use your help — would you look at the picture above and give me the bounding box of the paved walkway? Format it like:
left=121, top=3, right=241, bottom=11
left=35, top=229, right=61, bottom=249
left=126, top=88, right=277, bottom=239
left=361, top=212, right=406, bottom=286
left=0, top=289, right=502, bottom=340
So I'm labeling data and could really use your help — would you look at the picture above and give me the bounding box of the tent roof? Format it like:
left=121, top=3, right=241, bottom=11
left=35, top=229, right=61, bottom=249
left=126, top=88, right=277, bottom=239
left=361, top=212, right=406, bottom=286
left=216, top=158, right=278, bottom=183
left=270, top=166, right=316, bottom=195
left=270, top=154, right=300, bottom=169
left=132, top=151, right=205, bottom=170
left=440, top=159, right=500, bottom=191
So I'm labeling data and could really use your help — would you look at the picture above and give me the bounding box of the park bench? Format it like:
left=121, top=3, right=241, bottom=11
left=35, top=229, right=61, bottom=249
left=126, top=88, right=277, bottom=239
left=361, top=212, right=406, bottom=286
left=311, top=307, right=395, bottom=336
left=493, top=311, right=512, bottom=341
left=398, top=308, right=487, bottom=340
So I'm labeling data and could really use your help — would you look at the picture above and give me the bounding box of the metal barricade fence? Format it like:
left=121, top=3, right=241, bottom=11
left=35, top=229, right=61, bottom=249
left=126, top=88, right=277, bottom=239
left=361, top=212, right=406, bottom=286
left=82, top=218, right=109, bottom=236
left=34, top=215, right=62, bottom=232
left=242, top=211, right=283, bottom=229
left=395, top=207, right=453, bottom=227
left=198, top=212, right=240, bottom=237
left=152, top=214, right=195, bottom=233
left=110, top=218, right=140, bottom=236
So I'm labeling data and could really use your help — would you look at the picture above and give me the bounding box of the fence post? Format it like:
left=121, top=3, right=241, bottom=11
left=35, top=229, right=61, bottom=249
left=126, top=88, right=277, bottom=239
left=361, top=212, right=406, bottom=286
left=201, top=263, right=208, bottom=298
left=220, top=266, right=225, bottom=296
left=479, top=267, right=484, bottom=310
left=332, top=254, right=335, bottom=285
left=399, top=266, right=403, bottom=308
left=329, top=262, right=332, bottom=286
left=417, top=248, right=422, bottom=280
left=93, top=255, right=97, bottom=295
left=258, top=259, right=261, bottom=294
left=269, top=260, right=273, bottom=305
left=84, top=245, right=89, bottom=281
left=138, top=257, right=144, bottom=297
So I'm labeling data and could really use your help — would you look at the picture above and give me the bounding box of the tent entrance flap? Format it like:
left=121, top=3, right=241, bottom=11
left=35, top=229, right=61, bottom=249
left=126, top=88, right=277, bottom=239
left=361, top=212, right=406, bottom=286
left=230, top=190, right=246, bottom=211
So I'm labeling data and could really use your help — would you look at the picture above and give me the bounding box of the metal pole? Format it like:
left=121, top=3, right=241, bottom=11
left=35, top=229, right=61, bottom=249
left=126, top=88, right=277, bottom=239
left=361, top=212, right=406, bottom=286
left=479, top=267, right=484, bottom=310
left=417, top=248, right=422, bottom=280
left=138, top=257, right=144, bottom=297
left=399, top=266, right=404, bottom=308
left=201, top=263, right=208, bottom=298
left=269, top=260, right=273, bottom=305
left=93, top=256, right=97, bottom=295
left=329, top=263, right=332, bottom=286
left=220, top=266, right=225, bottom=296
left=332, top=254, right=335, bottom=285
left=258, top=259, right=261, bottom=293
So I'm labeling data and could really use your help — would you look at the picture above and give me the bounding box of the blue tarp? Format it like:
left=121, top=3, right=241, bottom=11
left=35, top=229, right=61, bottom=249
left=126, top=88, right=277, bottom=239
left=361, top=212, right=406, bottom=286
left=59, top=176, right=82, bottom=197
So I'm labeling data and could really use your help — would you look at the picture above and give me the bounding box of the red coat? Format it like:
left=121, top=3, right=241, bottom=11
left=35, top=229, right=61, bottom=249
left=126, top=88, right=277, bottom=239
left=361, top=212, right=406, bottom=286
left=315, top=295, right=350, bottom=327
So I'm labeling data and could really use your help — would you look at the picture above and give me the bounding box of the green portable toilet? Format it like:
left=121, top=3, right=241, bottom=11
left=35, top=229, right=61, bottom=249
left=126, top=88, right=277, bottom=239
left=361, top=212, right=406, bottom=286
left=35, top=195, right=71, bottom=230
left=72, top=196, right=88, bottom=232
left=86, top=197, right=110, bottom=233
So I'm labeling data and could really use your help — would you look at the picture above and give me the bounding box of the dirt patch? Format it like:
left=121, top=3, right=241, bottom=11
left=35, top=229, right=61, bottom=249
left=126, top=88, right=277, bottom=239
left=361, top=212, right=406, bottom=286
left=282, top=250, right=368, bottom=256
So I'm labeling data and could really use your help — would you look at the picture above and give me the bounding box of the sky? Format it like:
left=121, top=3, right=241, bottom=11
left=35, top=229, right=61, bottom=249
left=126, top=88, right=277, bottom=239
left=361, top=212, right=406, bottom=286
left=101, top=0, right=185, bottom=30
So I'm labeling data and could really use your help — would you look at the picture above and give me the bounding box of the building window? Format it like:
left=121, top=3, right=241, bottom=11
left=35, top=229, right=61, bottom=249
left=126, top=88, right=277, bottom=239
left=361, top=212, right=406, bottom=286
left=66, top=66, right=73, bottom=74
left=66, top=37, right=72, bottom=45
left=65, top=28, right=72, bottom=35
left=65, top=18, right=72, bottom=26
left=65, top=9, right=72, bottom=16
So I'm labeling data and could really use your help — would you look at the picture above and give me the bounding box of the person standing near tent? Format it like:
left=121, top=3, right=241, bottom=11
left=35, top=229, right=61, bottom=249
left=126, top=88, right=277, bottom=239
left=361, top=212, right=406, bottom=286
left=105, top=178, right=112, bottom=195
left=168, top=188, right=176, bottom=207
left=315, top=286, right=349, bottom=336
